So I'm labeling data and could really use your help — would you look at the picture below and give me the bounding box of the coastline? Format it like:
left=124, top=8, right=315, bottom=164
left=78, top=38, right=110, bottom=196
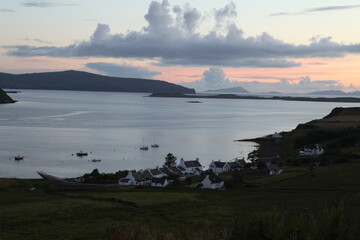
left=150, top=93, right=360, bottom=103
left=236, top=134, right=283, bottom=159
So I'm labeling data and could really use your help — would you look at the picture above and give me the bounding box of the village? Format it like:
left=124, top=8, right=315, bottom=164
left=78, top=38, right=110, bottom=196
left=115, top=139, right=324, bottom=189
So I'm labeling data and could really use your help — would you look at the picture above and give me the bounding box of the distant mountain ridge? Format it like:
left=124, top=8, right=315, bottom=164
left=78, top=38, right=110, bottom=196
left=0, top=88, right=15, bottom=103
left=0, top=70, right=195, bottom=94
left=309, top=90, right=347, bottom=95
left=308, top=90, right=360, bottom=96
left=205, top=86, right=249, bottom=93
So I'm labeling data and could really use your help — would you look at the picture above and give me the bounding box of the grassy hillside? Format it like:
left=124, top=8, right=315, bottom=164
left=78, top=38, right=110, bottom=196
left=1, top=161, right=360, bottom=239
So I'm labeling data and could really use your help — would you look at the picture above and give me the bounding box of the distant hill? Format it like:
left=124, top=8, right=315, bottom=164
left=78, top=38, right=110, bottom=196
left=205, top=86, right=249, bottom=93
left=348, top=91, right=360, bottom=96
left=309, top=90, right=346, bottom=95
left=0, top=88, right=15, bottom=104
left=0, top=70, right=195, bottom=94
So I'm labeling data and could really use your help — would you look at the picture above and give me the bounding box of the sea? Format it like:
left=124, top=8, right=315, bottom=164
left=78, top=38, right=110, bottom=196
left=0, top=90, right=358, bottom=178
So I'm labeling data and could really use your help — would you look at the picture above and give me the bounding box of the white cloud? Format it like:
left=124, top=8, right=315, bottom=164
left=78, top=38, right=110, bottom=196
left=4, top=1, right=360, bottom=68
left=182, top=67, right=235, bottom=90
left=270, top=4, right=360, bottom=17
left=237, top=75, right=346, bottom=93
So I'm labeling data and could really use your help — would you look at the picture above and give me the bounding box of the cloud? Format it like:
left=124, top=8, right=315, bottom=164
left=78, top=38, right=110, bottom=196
left=176, top=74, right=202, bottom=78
left=306, top=5, right=360, bottom=12
left=23, top=38, right=52, bottom=44
left=237, top=75, right=346, bottom=93
left=4, top=1, right=360, bottom=68
left=202, top=67, right=230, bottom=88
left=22, top=2, right=77, bottom=7
left=85, top=62, right=161, bottom=79
left=1, top=9, right=16, bottom=12
left=182, top=69, right=350, bottom=93
left=270, top=4, right=360, bottom=16
left=182, top=67, right=235, bottom=90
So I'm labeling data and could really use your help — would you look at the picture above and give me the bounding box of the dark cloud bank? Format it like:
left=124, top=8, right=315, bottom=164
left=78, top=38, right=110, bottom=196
left=5, top=0, right=360, bottom=68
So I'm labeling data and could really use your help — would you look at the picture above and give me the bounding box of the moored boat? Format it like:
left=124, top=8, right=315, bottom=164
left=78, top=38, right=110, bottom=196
left=76, top=151, right=88, bottom=157
left=140, top=137, right=148, bottom=150
left=151, top=136, right=159, bottom=148
left=14, top=155, right=24, bottom=160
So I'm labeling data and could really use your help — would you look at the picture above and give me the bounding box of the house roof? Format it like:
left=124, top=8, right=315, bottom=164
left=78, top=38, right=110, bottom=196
left=131, top=172, right=145, bottom=181
left=213, top=161, right=226, bottom=168
left=184, top=160, right=202, bottom=168
left=138, top=170, right=152, bottom=180
left=226, top=161, right=241, bottom=169
left=150, top=168, right=162, bottom=176
left=207, top=175, right=223, bottom=184
left=177, top=166, right=185, bottom=171
left=119, top=178, right=130, bottom=183
left=236, top=159, right=246, bottom=166
left=151, top=177, right=167, bottom=185
left=168, top=166, right=183, bottom=175
left=159, top=167, right=172, bottom=176
left=304, top=144, right=321, bottom=150
left=266, top=164, right=281, bottom=172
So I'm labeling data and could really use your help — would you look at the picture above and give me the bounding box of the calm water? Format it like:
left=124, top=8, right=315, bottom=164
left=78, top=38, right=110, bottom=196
left=0, top=90, right=357, bottom=178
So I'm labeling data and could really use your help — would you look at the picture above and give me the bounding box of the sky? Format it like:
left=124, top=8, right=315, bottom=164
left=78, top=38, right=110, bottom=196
left=1, top=0, right=360, bottom=93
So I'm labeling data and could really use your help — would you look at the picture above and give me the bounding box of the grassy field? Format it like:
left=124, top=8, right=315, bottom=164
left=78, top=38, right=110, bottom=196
left=1, top=107, right=360, bottom=239
left=1, top=160, right=360, bottom=240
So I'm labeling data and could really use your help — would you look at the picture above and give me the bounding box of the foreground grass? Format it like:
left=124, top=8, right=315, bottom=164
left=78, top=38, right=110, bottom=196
left=1, top=160, right=360, bottom=240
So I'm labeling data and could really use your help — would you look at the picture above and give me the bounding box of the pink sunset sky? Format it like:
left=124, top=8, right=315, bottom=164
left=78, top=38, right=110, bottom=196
left=1, top=0, right=360, bottom=92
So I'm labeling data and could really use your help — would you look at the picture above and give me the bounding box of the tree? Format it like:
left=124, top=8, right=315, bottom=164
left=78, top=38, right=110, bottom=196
left=164, top=153, right=177, bottom=167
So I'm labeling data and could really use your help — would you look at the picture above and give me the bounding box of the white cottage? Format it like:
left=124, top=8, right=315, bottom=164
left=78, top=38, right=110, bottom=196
left=299, top=144, right=324, bottom=156
left=151, top=177, right=169, bottom=187
left=118, top=171, right=145, bottom=186
left=178, top=158, right=203, bottom=175
left=209, top=160, right=227, bottom=174
left=200, top=175, right=224, bottom=189
left=264, top=164, right=283, bottom=175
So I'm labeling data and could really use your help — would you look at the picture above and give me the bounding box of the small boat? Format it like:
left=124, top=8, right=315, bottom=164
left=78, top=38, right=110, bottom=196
left=91, top=159, right=101, bottom=162
left=76, top=151, right=88, bottom=157
left=140, top=137, right=148, bottom=150
left=151, top=136, right=159, bottom=148
left=14, top=155, right=24, bottom=161
left=140, top=146, right=149, bottom=150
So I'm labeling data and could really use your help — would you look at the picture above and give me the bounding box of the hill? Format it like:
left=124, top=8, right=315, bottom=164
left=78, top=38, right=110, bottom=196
left=0, top=88, right=15, bottom=103
left=0, top=70, right=196, bottom=94
left=308, top=90, right=346, bottom=95
left=205, top=86, right=249, bottom=93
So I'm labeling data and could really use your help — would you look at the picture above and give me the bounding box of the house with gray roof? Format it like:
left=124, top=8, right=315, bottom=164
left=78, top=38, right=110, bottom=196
left=264, top=164, right=283, bottom=175
left=151, top=177, right=169, bottom=187
left=118, top=171, right=146, bottom=186
left=167, top=166, right=183, bottom=176
left=178, top=158, right=203, bottom=175
left=209, top=160, right=227, bottom=174
left=200, top=175, right=224, bottom=189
